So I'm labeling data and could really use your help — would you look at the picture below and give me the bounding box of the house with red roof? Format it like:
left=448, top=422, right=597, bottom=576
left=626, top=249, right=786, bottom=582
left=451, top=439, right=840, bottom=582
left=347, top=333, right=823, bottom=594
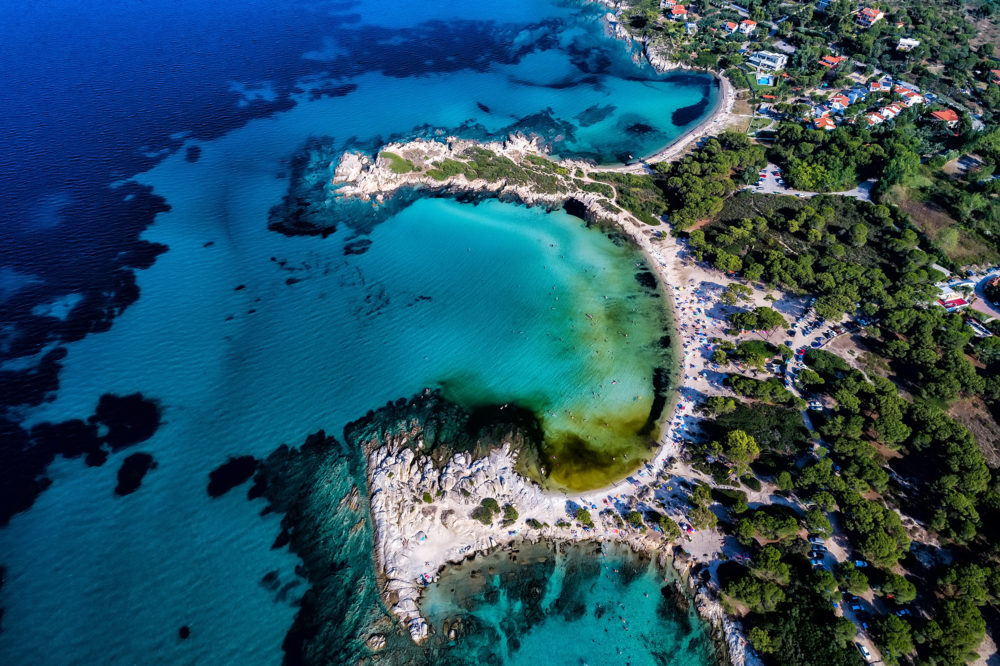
left=830, top=94, right=851, bottom=111
left=723, top=21, right=738, bottom=34
left=856, top=7, right=884, bottom=27
left=819, top=55, right=846, bottom=69
left=739, top=19, right=757, bottom=34
left=814, top=117, right=837, bottom=131
left=896, top=88, right=924, bottom=107
left=937, top=296, right=969, bottom=312
left=991, top=69, right=1000, bottom=85
left=866, top=112, right=884, bottom=126
left=930, top=108, right=960, bottom=127
left=880, top=103, right=903, bottom=120
left=670, top=5, right=687, bottom=19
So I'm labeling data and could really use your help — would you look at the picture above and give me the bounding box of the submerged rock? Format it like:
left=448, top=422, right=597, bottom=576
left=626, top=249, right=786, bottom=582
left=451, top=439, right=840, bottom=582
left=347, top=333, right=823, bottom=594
left=114, top=452, right=157, bottom=496
left=206, top=456, right=258, bottom=498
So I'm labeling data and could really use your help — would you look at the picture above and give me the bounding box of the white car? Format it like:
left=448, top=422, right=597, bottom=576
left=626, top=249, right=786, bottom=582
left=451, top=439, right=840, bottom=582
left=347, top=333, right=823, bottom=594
left=856, top=643, right=873, bottom=662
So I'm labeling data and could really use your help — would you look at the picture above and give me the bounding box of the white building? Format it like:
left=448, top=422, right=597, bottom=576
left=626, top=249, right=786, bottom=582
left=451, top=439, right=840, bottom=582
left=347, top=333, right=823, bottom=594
left=747, top=51, right=788, bottom=72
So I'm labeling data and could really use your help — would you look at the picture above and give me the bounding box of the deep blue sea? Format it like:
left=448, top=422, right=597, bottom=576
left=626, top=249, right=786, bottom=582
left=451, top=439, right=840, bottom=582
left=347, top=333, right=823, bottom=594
left=0, top=1, right=718, bottom=663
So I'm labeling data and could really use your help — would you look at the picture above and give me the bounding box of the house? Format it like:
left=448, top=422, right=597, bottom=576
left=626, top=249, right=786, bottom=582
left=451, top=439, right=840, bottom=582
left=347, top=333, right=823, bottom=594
left=830, top=94, right=851, bottom=111
left=747, top=51, right=788, bottom=71
left=740, top=19, right=757, bottom=34
left=846, top=89, right=866, bottom=104
left=866, top=112, right=884, bottom=126
left=936, top=294, right=969, bottom=312
left=814, top=117, right=837, bottom=131
left=819, top=55, right=846, bottom=68
left=931, top=108, right=960, bottom=127
left=880, top=103, right=903, bottom=119
left=723, top=21, right=738, bottom=33
left=659, top=0, right=676, bottom=8
left=686, top=21, right=698, bottom=35
left=991, top=69, right=1000, bottom=85
left=670, top=5, right=687, bottom=19
left=896, top=38, right=920, bottom=52
left=856, top=7, right=884, bottom=27
left=897, top=88, right=924, bottom=106
left=868, top=78, right=893, bottom=92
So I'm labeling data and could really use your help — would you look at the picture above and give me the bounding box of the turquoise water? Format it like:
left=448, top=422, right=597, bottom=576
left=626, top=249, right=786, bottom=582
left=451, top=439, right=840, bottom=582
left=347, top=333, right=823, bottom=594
left=0, top=0, right=719, bottom=663
left=421, top=542, right=716, bottom=665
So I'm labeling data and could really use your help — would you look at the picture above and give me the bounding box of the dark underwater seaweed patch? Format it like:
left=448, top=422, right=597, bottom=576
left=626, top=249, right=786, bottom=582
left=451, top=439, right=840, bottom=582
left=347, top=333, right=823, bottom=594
left=115, top=452, right=157, bottom=496
left=0, top=393, right=162, bottom=526
left=207, top=456, right=259, bottom=498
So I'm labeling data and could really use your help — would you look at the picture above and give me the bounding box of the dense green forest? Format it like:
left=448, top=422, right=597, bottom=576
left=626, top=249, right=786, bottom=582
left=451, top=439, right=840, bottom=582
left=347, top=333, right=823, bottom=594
left=592, top=129, right=1000, bottom=664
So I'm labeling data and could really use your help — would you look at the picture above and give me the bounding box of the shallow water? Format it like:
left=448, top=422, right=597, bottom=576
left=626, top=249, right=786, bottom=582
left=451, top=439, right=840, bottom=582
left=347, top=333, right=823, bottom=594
left=1, top=0, right=718, bottom=663
left=421, top=541, right=716, bottom=666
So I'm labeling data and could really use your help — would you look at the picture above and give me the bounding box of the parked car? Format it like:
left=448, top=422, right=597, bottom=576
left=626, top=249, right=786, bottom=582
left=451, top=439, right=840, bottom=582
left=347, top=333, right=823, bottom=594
left=895, top=609, right=911, bottom=617
left=856, top=642, right=873, bottom=662
left=853, top=560, right=869, bottom=568
left=808, top=536, right=825, bottom=545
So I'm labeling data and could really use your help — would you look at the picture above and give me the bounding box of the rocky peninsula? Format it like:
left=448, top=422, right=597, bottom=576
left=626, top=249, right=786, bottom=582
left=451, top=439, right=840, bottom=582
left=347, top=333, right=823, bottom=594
left=317, top=122, right=759, bottom=664
left=357, top=390, right=754, bottom=664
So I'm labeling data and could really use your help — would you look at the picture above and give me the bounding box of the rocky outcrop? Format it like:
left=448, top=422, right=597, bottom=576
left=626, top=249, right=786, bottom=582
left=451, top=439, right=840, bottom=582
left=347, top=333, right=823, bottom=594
left=328, top=134, right=633, bottom=233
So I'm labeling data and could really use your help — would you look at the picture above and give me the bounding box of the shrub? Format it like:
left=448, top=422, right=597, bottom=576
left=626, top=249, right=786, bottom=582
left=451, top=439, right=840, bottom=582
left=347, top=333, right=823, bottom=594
left=422, top=492, right=433, bottom=503
left=471, top=506, right=493, bottom=525
left=502, top=504, right=519, bottom=526
left=574, top=508, right=594, bottom=528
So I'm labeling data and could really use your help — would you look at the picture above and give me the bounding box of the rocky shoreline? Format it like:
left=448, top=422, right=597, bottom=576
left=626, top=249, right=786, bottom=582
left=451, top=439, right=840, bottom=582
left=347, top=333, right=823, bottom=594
left=329, top=134, right=622, bottom=224
left=361, top=406, right=755, bottom=664
left=323, top=129, right=760, bottom=664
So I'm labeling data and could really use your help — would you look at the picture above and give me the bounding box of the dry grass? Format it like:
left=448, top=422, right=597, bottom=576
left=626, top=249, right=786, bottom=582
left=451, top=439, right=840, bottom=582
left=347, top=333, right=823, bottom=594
left=949, top=395, right=1000, bottom=468
left=887, top=184, right=996, bottom=264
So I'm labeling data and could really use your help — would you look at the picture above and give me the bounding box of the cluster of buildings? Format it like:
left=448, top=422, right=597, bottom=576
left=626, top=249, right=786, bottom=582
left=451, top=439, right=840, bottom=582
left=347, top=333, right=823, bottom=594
left=801, top=78, right=958, bottom=131
left=722, top=19, right=757, bottom=35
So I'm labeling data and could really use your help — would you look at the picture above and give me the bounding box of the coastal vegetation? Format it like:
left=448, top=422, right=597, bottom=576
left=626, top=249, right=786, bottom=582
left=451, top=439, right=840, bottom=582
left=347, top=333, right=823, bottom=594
left=380, top=151, right=415, bottom=174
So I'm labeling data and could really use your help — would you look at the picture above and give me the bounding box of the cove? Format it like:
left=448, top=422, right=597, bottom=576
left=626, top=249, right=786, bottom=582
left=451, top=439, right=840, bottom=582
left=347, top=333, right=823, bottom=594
left=419, top=541, right=716, bottom=666
left=0, top=1, right=718, bottom=663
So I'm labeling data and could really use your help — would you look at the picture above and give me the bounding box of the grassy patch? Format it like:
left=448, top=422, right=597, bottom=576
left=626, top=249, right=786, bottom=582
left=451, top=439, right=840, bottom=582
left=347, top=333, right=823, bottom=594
left=590, top=172, right=664, bottom=225
left=887, top=184, right=997, bottom=264
left=380, top=151, right=414, bottom=174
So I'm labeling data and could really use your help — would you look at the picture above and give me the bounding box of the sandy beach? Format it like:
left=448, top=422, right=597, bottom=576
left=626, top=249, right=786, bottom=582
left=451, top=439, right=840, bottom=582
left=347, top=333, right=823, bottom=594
left=360, top=208, right=783, bottom=664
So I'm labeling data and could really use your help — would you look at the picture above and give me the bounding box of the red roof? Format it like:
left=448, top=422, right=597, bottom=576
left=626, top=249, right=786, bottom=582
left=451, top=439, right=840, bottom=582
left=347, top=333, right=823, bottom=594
left=724, top=21, right=737, bottom=30
left=938, top=298, right=968, bottom=308
left=814, top=117, right=836, bottom=130
left=741, top=19, right=756, bottom=26
left=761, top=94, right=776, bottom=99
left=931, top=109, right=959, bottom=122
left=671, top=5, right=687, bottom=15
left=992, top=69, right=1000, bottom=82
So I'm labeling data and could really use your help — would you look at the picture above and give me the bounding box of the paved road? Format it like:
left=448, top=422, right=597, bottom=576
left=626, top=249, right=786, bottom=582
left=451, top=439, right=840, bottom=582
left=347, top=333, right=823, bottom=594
left=973, top=272, right=1000, bottom=319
